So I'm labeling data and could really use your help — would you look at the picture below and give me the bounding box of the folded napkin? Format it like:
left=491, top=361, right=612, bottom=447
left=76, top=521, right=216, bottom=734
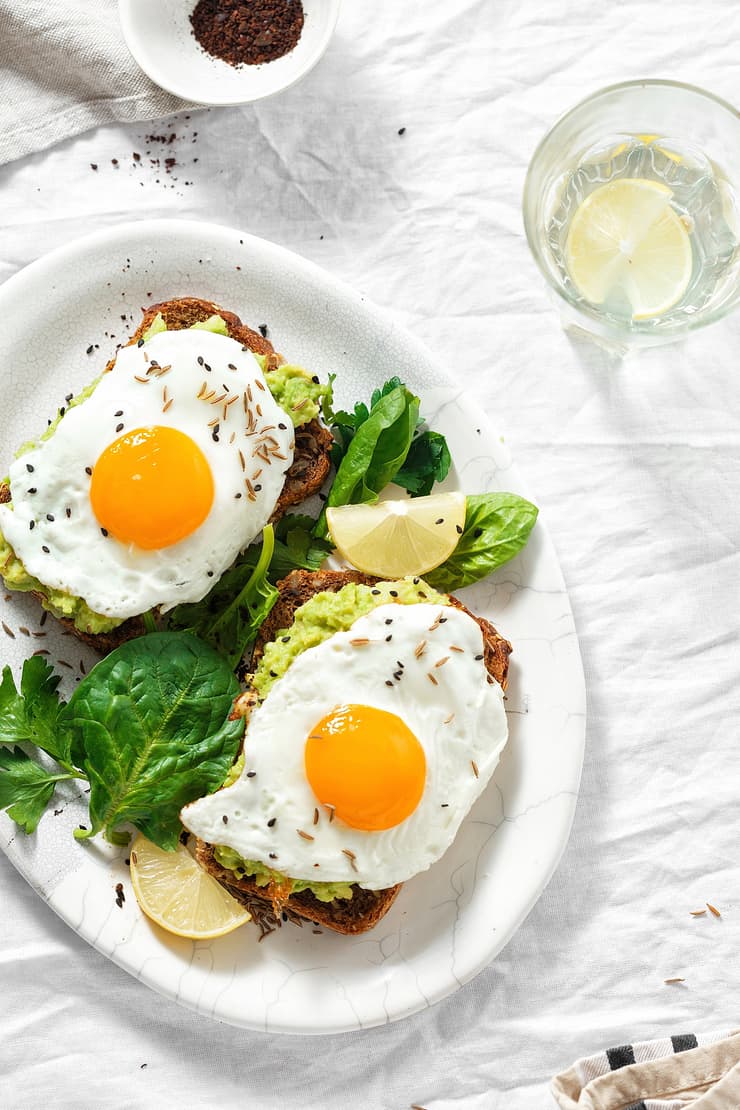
left=552, top=1030, right=740, bottom=1109
left=0, top=0, right=196, bottom=166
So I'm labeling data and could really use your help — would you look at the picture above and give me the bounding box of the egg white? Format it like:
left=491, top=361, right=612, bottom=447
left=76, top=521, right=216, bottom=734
left=0, top=330, right=294, bottom=618
left=181, top=603, right=509, bottom=890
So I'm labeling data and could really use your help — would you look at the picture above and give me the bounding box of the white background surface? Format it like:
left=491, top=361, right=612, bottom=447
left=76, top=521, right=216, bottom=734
left=1, top=2, right=738, bottom=1107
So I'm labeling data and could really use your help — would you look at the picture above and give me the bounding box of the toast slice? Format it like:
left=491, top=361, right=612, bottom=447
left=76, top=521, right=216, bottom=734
left=194, top=569, right=512, bottom=936
left=0, top=298, right=333, bottom=653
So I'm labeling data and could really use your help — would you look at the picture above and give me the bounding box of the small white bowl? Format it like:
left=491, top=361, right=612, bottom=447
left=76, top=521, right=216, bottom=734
left=119, top=0, right=342, bottom=106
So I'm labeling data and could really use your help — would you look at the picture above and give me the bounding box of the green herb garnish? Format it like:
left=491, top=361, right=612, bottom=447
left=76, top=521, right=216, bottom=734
left=168, top=526, right=279, bottom=668
left=0, top=635, right=244, bottom=849
left=425, top=492, right=539, bottom=591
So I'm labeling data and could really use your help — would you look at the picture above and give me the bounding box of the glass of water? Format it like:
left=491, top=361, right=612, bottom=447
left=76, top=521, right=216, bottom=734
left=523, top=80, right=740, bottom=347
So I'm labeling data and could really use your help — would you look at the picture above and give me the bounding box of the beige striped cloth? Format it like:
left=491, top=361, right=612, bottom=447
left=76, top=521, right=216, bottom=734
left=552, top=1030, right=740, bottom=1109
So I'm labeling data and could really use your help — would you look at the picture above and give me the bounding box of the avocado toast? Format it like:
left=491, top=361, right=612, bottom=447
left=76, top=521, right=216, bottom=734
left=0, top=297, right=333, bottom=654
left=188, top=568, right=512, bottom=936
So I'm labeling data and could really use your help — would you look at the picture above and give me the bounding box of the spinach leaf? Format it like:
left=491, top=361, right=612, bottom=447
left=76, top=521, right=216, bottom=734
left=314, top=384, right=420, bottom=537
left=394, top=431, right=452, bottom=497
left=64, top=632, right=244, bottom=850
left=168, top=526, right=279, bottom=668
left=425, top=492, right=539, bottom=592
left=0, top=747, right=75, bottom=834
left=0, top=657, right=73, bottom=769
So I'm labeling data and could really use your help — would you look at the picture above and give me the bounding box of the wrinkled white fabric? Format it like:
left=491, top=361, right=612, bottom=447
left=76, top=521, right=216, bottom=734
left=1, top=2, right=739, bottom=1108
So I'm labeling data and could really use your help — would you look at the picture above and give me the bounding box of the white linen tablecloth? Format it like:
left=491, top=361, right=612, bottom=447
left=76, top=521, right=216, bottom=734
left=1, top=2, right=739, bottom=1107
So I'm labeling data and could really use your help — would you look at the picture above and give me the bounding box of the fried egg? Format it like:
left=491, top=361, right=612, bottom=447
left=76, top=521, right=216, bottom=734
left=181, top=603, right=509, bottom=890
left=0, top=330, right=294, bottom=618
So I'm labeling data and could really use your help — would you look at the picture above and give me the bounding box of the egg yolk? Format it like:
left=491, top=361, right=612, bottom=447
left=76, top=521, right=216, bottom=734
left=304, top=704, right=426, bottom=831
left=89, top=426, right=214, bottom=550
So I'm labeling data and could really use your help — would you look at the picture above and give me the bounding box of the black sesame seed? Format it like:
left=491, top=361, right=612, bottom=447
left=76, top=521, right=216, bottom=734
left=59, top=407, right=65, bottom=417
left=385, top=634, right=392, bottom=642
left=137, top=338, right=145, bottom=347
left=311, top=375, right=320, bottom=385
left=29, top=521, right=35, bottom=531
left=371, top=589, right=380, bottom=596
left=441, top=803, right=449, bottom=808
left=475, top=653, right=484, bottom=661
left=385, top=680, right=393, bottom=687
left=26, top=463, right=34, bottom=473
left=228, top=363, right=237, bottom=370
left=281, top=636, right=290, bottom=643
left=46, top=514, right=54, bottom=522
left=27, top=487, right=37, bottom=494
left=269, top=852, right=278, bottom=860
left=65, top=507, right=71, bottom=518
left=86, top=344, right=94, bottom=355
left=114, top=410, right=123, bottom=417
left=259, top=324, right=268, bottom=338
left=439, top=617, right=447, bottom=623
left=41, top=545, right=50, bottom=553
left=412, top=577, right=420, bottom=584
left=207, top=570, right=214, bottom=577
left=267, top=817, right=277, bottom=828
left=389, top=590, right=398, bottom=598
left=278, top=422, right=287, bottom=430
left=269, top=670, right=277, bottom=678
left=435, top=518, right=444, bottom=525
left=222, top=815, right=228, bottom=824
left=197, top=356, right=204, bottom=366
left=385, top=618, right=393, bottom=625
left=456, top=525, right=463, bottom=534
left=246, top=770, right=256, bottom=778
left=397, top=660, right=405, bottom=669
left=393, top=671, right=402, bottom=680
left=65, top=393, right=73, bottom=403
left=85, top=466, right=92, bottom=476
left=115, top=423, right=124, bottom=433
left=234, top=492, right=242, bottom=499
left=101, top=528, right=109, bottom=537
left=474, top=528, right=483, bottom=539
left=254, top=484, right=262, bottom=492
left=204, top=363, right=212, bottom=372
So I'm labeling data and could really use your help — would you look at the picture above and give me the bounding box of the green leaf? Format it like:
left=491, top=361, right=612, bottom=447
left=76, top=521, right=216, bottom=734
left=0, top=657, right=73, bottom=768
left=0, top=665, right=32, bottom=746
left=425, top=492, right=539, bottom=592
left=0, top=747, right=74, bottom=834
left=62, top=632, right=244, bottom=850
left=314, top=385, right=420, bottom=537
left=394, top=430, right=452, bottom=497
left=169, top=527, right=279, bottom=668
left=20, top=656, right=71, bottom=766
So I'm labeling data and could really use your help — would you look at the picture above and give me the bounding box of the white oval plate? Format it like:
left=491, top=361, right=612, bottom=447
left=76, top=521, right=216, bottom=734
left=0, top=220, right=585, bottom=1034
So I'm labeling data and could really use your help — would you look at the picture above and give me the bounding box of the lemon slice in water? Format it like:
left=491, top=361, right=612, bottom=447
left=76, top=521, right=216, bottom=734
left=129, top=835, right=251, bottom=940
left=565, top=178, right=693, bottom=319
left=326, top=492, right=466, bottom=579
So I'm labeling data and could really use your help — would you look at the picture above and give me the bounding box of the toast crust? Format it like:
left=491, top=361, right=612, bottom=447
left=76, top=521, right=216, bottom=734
left=195, top=568, right=512, bottom=936
left=0, top=298, right=332, bottom=653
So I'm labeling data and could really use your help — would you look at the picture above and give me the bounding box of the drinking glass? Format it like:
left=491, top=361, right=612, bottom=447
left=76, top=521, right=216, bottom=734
left=523, top=80, right=740, bottom=348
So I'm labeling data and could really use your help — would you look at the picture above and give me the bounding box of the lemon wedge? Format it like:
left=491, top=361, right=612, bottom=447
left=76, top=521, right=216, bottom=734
left=326, top=492, right=466, bottom=579
left=565, top=178, right=693, bottom=319
left=129, top=834, right=251, bottom=940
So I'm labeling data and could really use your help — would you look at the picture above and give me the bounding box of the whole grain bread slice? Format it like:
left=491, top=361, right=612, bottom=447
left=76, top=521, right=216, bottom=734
left=0, top=298, right=332, bottom=652
left=194, top=568, right=512, bottom=936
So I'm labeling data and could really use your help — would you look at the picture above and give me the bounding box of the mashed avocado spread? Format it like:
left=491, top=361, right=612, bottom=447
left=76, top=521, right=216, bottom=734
left=0, top=314, right=328, bottom=630
left=212, top=578, right=448, bottom=901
